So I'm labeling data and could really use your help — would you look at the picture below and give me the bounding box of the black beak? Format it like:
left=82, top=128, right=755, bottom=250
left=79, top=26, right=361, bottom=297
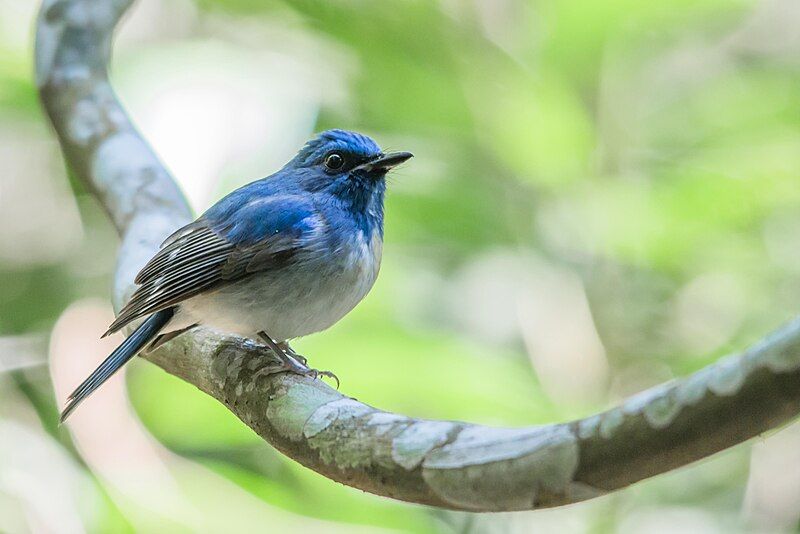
left=357, top=151, right=413, bottom=172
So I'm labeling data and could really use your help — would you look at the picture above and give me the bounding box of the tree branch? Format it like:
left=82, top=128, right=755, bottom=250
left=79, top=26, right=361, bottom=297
left=35, top=0, right=800, bottom=512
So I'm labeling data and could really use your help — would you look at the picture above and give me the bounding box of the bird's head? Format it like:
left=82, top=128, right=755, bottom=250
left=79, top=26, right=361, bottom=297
left=286, top=129, right=412, bottom=213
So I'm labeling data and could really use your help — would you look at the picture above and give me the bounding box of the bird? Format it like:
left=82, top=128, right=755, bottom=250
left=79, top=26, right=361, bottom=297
left=60, top=129, right=412, bottom=422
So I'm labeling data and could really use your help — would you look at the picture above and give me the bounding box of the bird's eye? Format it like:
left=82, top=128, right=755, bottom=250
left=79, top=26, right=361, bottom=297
left=324, top=152, right=345, bottom=171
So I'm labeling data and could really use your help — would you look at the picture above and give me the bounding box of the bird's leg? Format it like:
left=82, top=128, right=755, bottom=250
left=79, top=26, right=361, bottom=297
left=277, top=341, right=307, bottom=366
left=257, top=331, right=308, bottom=374
left=257, top=332, right=339, bottom=388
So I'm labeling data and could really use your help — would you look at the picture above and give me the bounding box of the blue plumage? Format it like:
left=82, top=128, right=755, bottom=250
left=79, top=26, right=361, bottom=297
left=61, top=129, right=412, bottom=422
left=292, top=129, right=382, bottom=167
left=207, top=195, right=318, bottom=247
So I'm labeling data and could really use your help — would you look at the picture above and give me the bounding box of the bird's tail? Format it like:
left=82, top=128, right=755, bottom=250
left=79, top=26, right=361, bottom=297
left=60, top=308, right=174, bottom=423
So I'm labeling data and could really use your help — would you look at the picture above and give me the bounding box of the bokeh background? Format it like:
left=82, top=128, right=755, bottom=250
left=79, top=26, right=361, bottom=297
left=2, top=0, right=800, bottom=531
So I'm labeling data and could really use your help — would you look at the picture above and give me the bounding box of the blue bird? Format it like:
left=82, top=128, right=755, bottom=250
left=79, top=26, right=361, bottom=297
left=60, top=129, right=412, bottom=422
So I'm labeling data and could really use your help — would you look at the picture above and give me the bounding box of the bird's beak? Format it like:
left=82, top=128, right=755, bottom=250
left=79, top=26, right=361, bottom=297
left=357, top=151, right=413, bottom=172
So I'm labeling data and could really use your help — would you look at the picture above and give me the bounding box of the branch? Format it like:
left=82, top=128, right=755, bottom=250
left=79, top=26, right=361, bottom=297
left=36, top=0, right=800, bottom=512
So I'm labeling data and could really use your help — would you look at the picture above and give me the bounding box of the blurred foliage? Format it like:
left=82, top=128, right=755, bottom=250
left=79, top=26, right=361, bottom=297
left=2, top=0, right=800, bottom=531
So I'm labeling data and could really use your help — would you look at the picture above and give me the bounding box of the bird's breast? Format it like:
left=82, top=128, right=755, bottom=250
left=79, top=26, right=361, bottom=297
left=343, top=228, right=383, bottom=286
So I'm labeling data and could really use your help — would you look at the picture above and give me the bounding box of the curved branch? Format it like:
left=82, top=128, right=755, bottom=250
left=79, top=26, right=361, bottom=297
left=36, top=0, right=800, bottom=512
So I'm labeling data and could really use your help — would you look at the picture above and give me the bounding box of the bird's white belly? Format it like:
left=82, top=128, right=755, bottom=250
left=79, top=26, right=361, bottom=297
left=172, top=232, right=382, bottom=342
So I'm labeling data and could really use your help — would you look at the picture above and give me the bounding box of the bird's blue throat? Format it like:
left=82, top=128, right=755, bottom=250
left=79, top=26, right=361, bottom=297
left=328, top=172, right=386, bottom=237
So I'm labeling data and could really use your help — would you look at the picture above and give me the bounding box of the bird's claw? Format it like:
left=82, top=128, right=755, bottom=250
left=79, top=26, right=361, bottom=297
left=305, top=368, right=340, bottom=389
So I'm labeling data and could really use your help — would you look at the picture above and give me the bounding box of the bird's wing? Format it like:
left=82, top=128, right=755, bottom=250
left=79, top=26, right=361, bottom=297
left=104, top=195, right=323, bottom=336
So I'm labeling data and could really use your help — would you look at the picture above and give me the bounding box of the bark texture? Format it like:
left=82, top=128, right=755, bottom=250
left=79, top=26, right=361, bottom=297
left=35, top=0, right=800, bottom=512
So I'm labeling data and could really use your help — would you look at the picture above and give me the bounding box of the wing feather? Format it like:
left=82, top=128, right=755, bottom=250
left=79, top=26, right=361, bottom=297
left=105, top=225, right=234, bottom=335
left=135, top=234, right=227, bottom=283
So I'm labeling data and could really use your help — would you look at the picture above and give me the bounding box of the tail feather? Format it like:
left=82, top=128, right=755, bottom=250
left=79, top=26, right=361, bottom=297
left=60, top=308, right=175, bottom=423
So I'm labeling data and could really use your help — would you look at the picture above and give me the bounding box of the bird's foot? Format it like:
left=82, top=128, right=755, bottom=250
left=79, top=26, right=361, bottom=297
left=257, top=332, right=339, bottom=388
left=277, top=341, right=307, bottom=366
left=303, top=367, right=340, bottom=389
